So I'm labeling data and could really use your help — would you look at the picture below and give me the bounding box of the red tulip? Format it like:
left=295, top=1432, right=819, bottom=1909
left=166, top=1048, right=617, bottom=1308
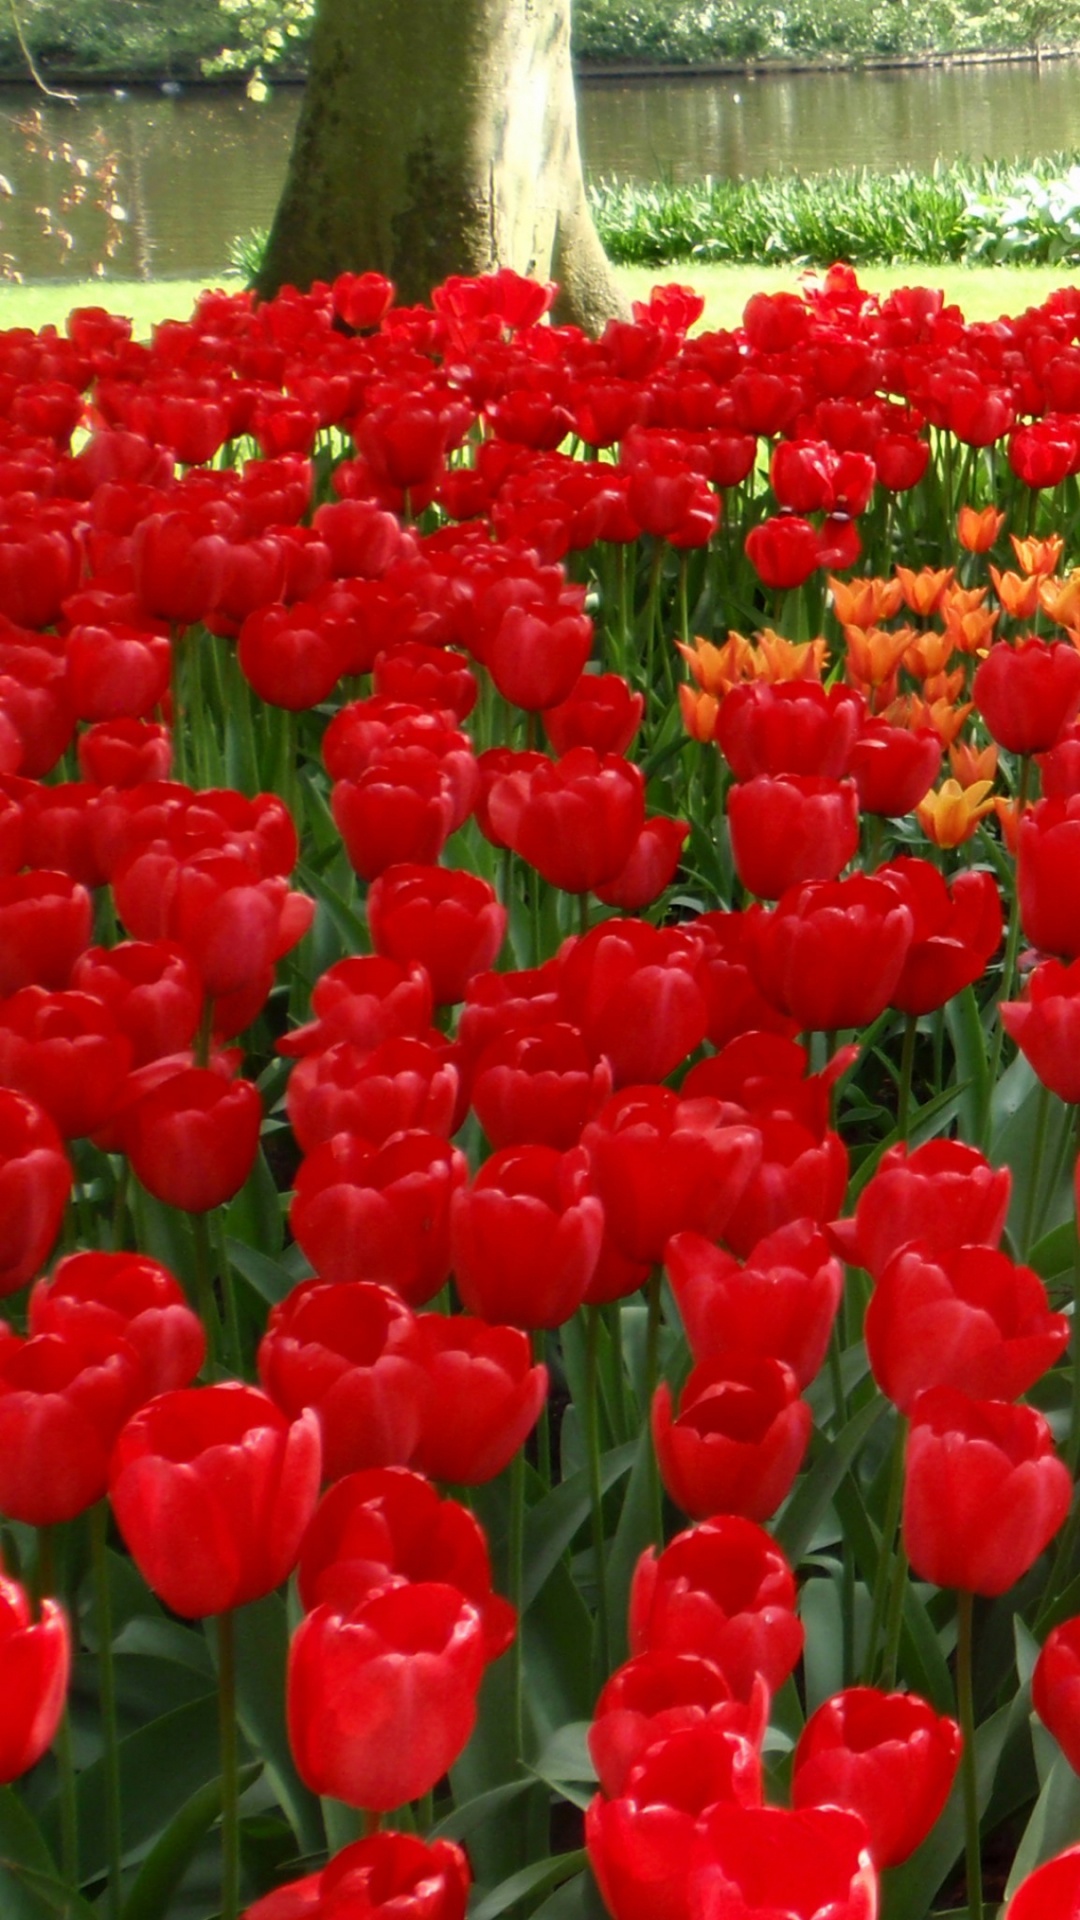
left=666, top=1221, right=842, bottom=1389
left=408, top=1314, right=548, bottom=1484
left=290, top=1130, right=467, bottom=1303
left=450, top=1143, right=603, bottom=1330
left=792, top=1686, right=961, bottom=1867
left=630, top=1515, right=804, bottom=1702
left=691, top=1805, right=877, bottom=1920
left=653, top=1354, right=812, bottom=1521
left=0, top=1088, right=71, bottom=1296
left=1033, top=1618, right=1080, bottom=1774
left=122, top=1067, right=263, bottom=1213
left=109, top=1382, right=322, bottom=1617
left=831, top=1139, right=1010, bottom=1278
left=29, top=1250, right=205, bottom=1396
left=243, top=1830, right=469, bottom=1920
left=0, top=1575, right=70, bottom=1784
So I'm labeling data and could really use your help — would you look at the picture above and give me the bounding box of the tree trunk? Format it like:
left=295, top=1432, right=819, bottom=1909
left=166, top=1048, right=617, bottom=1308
left=255, top=0, right=627, bottom=335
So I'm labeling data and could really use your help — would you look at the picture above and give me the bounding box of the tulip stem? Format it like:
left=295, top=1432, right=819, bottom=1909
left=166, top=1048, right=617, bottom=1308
left=897, top=1014, right=917, bottom=1143
left=217, top=1609, right=241, bottom=1920
left=91, top=1505, right=123, bottom=1920
left=192, top=1211, right=221, bottom=1373
left=509, top=1445, right=527, bottom=1768
left=983, top=752, right=1032, bottom=1147
left=212, top=1210, right=244, bottom=1380
left=1020, top=1080, right=1052, bottom=1259
left=956, top=1589, right=984, bottom=1920
left=38, top=1529, right=78, bottom=1889
left=585, top=1308, right=612, bottom=1684
left=645, top=1270, right=664, bottom=1546
left=863, top=1418, right=906, bottom=1686
left=881, top=1538, right=909, bottom=1692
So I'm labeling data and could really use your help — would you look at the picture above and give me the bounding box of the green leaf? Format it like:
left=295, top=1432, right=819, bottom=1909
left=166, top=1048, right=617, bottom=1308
left=41, top=1696, right=221, bottom=1882
left=526, top=1557, right=596, bottom=1742
left=776, top=1397, right=889, bottom=1567
left=523, top=1443, right=636, bottom=1611
left=223, top=1595, right=324, bottom=1857
left=430, top=1780, right=534, bottom=1846
left=225, top=1239, right=304, bottom=1306
left=531, top=1724, right=595, bottom=1791
left=1005, top=1753, right=1080, bottom=1898
left=601, top=1429, right=657, bottom=1669
left=119, top=1764, right=261, bottom=1920
left=530, top=1870, right=608, bottom=1920
left=944, top=983, right=990, bottom=1145
left=223, top=1149, right=284, bottom=1256
left=471, top=1851, right=588, bottom=1920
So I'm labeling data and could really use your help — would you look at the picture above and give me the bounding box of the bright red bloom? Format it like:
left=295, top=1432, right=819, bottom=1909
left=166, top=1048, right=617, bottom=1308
left=258, top=1281, right=428, bottom=1481
left=586, top=1724, right=763, bottom=1920
left=29, top=1250, right=205, bottom=1397
left=65, top=622, right=172, bottom=723
left=848, top=720, right=941, bottom=817
left=666, top=1220, right=842, bottom=1390
left=630, top=1514, right=804, bottom=1702
left=109, top=1382, right=322, bottom=1617
left=744, top=873, right=914, bottom=1032
left=278, top=955, right=432, bottom=1059
left=693, top=913, right=800, bottom=1051
left=690, top=1805, right=877, bottom=1920
left=744, top=516, right=821, bottom=590
left=131, top=511, right=228, bottom=626
left=583, top=1087, right=761, bottom=1268
left=285, top=1036, right=458, bottom=1155
left=543, top=673, right=644, bottom=758
left=1004, top=1844, right=1080, bottom=1919
left=487, top=748, right=645, bottom=894
left=792, top=1687, right=961, bottom=1869
left=653, top=1354, right=812, bottom=1522
left=70, top=940, right=202, bottom=1067
left=367, top=865, right=506, bottom=1006
left=902, top=1385, right=1071, bottom=1595
left=450, top=1144, right=603, bottom=1330
left=238, top=603, right=349, bottom=711
left=487, top=600, right=594, bottom=712
left=1019, top=795, right=1080, bottom=957
left=122, top=1066, right=263, bottom=1213
left=0, top=988, right=134, bottom=1140
left=973, top=638, right=1080, bottom=754
left=594, top=816, right=690, bottom=911
left=865, top=1243, right=1069, bottom=1412
left=878, top=859, right=1003, bottom=1017
left=832, top=1139, right=1010, bottom=1278
left=727, top=776, right=860, bottom=900
left=290, top=1130, right=467, bottom=1303
left=243, top=1830, right=469, bottom=1920
left=331, top=754, right=459, bottom=881
left=556, top=920, right=708, bottom=1088
left=588, top=1649, right=769, bottom=1800
left=1033, top=1618, right=1080, bottom=1774
left=409, top=1314, right=548, bottom=1484
left=0, top=1318, right=146, bottom=1524
left=0, top=871, right=92, bottom=995
left=0, top=1576, right=69, bottom=1785
left=1002, top=958, right=1080, bottom=1101
left=0, top=1089, right=71, bottom=1296
left=287, top=1583, right=486, bottom=1809
left=114, top=844, right=313, bottom=1001
left=716, top=681, right=863, bottom=782
left=470, top=1021, right=612, bottom=1150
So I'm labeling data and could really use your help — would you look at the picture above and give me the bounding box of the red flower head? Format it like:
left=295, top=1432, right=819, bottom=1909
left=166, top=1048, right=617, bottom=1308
left=630, top=1514, right=804, bottom=1702
left=243, top=1830, right=469, bottom=1920
left=792, top=1686, right=961, bottom=1868
left=0, top=1574, right=69, bottom=1785
left=831, top=1139, right=1010, bottom=1278
left=652, top=1354, right=812, bottom=1522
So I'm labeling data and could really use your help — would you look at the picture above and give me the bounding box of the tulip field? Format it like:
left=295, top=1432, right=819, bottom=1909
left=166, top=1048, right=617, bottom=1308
left=7, top=260, right=1080, bottom=1920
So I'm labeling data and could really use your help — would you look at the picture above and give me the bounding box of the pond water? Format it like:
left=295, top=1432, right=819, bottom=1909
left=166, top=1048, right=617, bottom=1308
left=3, top=58, right=1080, bottom=281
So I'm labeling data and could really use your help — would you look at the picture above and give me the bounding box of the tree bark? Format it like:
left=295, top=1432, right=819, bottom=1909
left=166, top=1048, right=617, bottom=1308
left=255, top=0, right=628, bottom=335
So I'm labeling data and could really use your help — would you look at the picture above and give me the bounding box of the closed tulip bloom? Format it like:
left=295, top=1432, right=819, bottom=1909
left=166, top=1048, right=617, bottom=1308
left=973, top=637, right=1080, bottom=755
left=287, top=1583, right=486, bottom=1810
left=744, top=874, right=914, bottom=1034
left=409, top=1314, right=547, bottom=1484
left=296, top=1465, right=515, bottom=1663
left=1019, top=796, right=1080, bottom=958
left=368, top=865, right=506, bottom=1007
left=653, top=1354, right=812, bottom=1522
left=586, top=1723, right=763, bottom=1920
left=278, top=955, right=432, bottom=1059
left=1004, top=1844, right=1080, bottom=1919
left=0, top=988, right=134, bottom=1141
left=744, top=516, right=821, bottom=590
left=71, top=941, right=202, bottom=1067
left=109, top=1382, right=322, bottom=1617
left=543, top=673, right=644, bottom=758
left=0, top=1088, right=71, bottom=1296
left=0, top=1321, right=146, bottom=1524
left=831, top=1139, right=1010, bottom=1279
left=717, top=680, right=864, bottom=782
left=291, top=1130, right=467, bottom=1304
left=242, top=1830, right=470, bottom=1920
left=29, top=1250, right=205, bottom=1397
left=666, top=1221, right=842, bottom=1389
left=865, top=1244, right=1069, bottom=1413
left=0, top=871, right=92, bottom=996
left=902, top=1385, right=1071, bottom=1596
left=470, top=1022, right=612, bottom=1150
left=487, top=748, right=645, bottom=894
left=879, top=860, right=1002, bottom=1018
left=588, top=1649, right=770, bottom=1799
left=258, top=1281, right=428, bottom=1481
left=450, top=1144, right=603, bottom=1330
left=792, top=1687, right=961, bottom=1867
left=727, top=775, right=860, bottom=900
left=285, top=1036, right=459, bottom=1154
left=1033, top=1618, right=1080, bottom=1773
left=630, top=1515, right=804, bottom=1702
left=690, top=1805, right=877, bottom=1920
left=122, top=1068, right=263, bottom=1214
left=557, top=919, right=708, bottom=1089
left=331, top=755, right=458, bottom=882
left=1001, top=959, right=1080, bottom=1101
left=583, top=1087, right=761, bottom=1269
left=0, top=1575, right=70, bottom=1784
left=847, top=719, right=941, bottom=818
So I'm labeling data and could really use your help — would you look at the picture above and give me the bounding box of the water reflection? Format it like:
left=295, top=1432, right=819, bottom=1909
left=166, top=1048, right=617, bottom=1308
left=2, top=60, right=1080, bottom=280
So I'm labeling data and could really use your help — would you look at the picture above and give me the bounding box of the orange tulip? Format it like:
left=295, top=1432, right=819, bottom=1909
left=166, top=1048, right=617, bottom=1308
left=1039, top=573, right=1080, bottom=631
left=1011, top=531, right=1064, bottom=578
left=989, top=567, right=1042, bottom=620
left=844, top=623, right=918, bottom=690
left=676, top=633, right=755, bottom=697
left=753, top=629, right=829, bottom=683
left=895, top=565, right=955, bottom=617
left=943, top=603, right=999, bottom=655
left=957, top=504, right=1005, bottom=552
left=905, top=694, right=974, bottom=748
left=949, top=739, right=999, bottom=787
left=903, top=629, right=955, bottom=679
left=922, top=667, right=968, bottom=707
left=916, top=779, right=996, bottom=848
left=828, top=574, right=904, bottom=626
left=993, top=795, right=1021, bottom=855
left=678, top=683, right=720, bottom=742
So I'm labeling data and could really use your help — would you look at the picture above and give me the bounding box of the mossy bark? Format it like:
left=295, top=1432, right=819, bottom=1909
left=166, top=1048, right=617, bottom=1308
left=255, top=0, right=627, bottom=334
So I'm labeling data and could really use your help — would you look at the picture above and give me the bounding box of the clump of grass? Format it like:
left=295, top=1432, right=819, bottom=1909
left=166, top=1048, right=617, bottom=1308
left=590, top=150, right=1080, bottom=266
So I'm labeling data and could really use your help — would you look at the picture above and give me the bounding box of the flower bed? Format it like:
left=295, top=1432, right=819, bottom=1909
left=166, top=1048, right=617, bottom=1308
left=1, top=261, right=1080, bottom=1920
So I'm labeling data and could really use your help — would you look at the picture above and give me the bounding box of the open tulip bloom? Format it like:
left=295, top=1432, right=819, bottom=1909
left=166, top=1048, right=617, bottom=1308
left=3, top=261, right=1080, bottom=1920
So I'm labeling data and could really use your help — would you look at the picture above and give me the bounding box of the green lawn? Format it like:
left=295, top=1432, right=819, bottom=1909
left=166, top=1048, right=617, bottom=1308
left=1, top=262, right=1077, bottom=339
